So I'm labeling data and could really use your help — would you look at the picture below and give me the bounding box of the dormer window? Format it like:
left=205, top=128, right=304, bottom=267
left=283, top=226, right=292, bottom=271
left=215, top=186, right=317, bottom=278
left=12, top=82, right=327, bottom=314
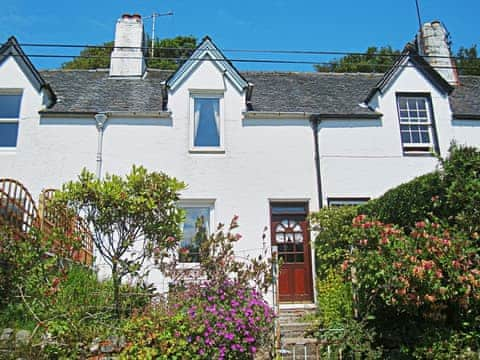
left=190, top=92, right=224, bottom=153
left=0, top=91, right=22, bottom=149
left=396, top=94, right=437, bottom=154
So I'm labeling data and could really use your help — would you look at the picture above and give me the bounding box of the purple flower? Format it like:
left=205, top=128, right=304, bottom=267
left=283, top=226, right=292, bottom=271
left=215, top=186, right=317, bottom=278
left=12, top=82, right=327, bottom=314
left=244, top=336, right=255, bottom=343
left=224, top=332, right=235, bottom=340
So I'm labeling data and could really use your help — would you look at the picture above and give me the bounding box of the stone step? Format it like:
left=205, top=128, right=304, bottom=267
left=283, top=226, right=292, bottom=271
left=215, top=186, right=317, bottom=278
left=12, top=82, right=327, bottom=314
left=278, top=338, right=319, bottom=360
left=278, top=309, right=317, bottom=323
left=280, top=322, right=314, bottom=338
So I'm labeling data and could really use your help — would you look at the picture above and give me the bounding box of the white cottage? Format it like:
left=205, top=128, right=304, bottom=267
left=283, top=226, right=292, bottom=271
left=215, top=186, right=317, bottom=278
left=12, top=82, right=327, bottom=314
left=1, top=15, right=480, bottom=305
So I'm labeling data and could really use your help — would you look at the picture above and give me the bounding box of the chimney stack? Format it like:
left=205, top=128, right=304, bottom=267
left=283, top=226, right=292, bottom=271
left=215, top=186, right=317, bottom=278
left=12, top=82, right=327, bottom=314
left=417, top=21, right=458, bottom=85
left=110, top=14, right=146, bottom=77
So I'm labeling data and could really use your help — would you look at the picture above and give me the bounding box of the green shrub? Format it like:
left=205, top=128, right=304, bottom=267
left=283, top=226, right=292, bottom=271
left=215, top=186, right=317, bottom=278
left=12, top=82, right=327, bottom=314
left=314, top=320, right=382, bottom=359
left=347, top=215, right=480, bottom=355
left=411, top=328, right=480, bottom=359
left=316, top=268, right=353, bottom=328
left=359, top=172, right=443, bottom=229
left=360, top=144, right=480, bottom=234
left=310, top=205, right=358, bottom=279
left=441, top=143, right=480, bottom=235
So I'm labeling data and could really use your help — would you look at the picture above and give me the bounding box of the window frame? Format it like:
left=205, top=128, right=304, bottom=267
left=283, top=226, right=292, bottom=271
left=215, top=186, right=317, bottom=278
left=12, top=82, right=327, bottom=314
left=327, top=197, right=370, bottom=207
left=177, top=199, right=215, bottom=265
left=396, top=93, right=439, bottom=155
left=0, top=89, right=23, bottom=151
left=189, top=90, right=225, bottom=153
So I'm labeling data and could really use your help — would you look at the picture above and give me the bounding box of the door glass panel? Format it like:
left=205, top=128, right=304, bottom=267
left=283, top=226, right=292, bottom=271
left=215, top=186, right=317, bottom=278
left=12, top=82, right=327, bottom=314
left=294, top=233, right=303, bottom=242
left=274, top=215, right=308, bottom=265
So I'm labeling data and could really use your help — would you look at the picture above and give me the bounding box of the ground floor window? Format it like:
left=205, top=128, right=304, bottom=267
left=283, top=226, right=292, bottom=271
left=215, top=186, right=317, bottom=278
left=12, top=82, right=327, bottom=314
left=179, top=201, right=214, bottom=263
left=327, top=197, right=370, bottom=207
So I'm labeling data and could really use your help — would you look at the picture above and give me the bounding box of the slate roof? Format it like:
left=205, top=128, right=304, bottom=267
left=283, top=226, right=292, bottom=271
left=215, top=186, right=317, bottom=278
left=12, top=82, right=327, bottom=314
left=40, top=69, right=171, bottom=114
left=243, top=71, right=382, bottom=116
left=38, top=68, right=480, bottom=117
left=450, top=76, right=480, bottom=118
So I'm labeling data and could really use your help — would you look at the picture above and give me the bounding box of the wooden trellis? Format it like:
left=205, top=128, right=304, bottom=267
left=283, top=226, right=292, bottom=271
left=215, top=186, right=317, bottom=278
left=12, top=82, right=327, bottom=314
left=0, top=179, right=93, bottom=266
left=0, top=178, right=39, bottom=235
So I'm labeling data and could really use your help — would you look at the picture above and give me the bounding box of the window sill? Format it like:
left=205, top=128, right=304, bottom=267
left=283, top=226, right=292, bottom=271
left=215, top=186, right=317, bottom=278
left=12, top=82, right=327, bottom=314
left=176, top=262, right=200, bottom=269
left=0, top=147, right=17, bottom=153
left=189, top=147, right=225, bottom=154
left=403, top=149, right=436, bottom=157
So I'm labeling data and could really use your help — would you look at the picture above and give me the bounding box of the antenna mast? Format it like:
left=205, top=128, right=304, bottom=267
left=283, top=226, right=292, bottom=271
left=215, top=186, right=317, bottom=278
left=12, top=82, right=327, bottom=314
left=144, top=11, right=174, bottom=57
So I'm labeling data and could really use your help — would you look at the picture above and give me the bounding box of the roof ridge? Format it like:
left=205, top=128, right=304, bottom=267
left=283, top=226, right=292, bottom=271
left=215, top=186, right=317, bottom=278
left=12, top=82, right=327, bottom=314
left=240, top=70, right=384, bottom=76
left=40, top=68, right=110, bottom=73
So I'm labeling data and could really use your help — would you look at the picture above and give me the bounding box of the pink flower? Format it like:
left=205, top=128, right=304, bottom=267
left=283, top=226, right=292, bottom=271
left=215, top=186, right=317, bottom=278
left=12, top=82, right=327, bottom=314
left=415, top=221, right=426, bottom=229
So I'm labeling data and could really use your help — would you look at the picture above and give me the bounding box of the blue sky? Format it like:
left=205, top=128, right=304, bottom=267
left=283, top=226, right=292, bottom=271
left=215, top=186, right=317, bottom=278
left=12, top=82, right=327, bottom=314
left=0, top=0, right=477, bottom=71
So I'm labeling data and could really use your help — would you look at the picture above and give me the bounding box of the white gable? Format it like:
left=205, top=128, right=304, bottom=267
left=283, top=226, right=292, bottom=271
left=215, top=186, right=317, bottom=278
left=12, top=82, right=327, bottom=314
left=166, top=37, right=248, bottom=92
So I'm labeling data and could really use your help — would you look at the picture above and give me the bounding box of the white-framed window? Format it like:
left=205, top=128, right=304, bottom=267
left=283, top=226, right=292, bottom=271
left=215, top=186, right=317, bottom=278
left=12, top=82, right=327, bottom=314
left=396, top=95, right=436, bottom=153
left=328, top=197, right=370, bottom=207
left=0, top=90, right=22, bottom=149
left=178, top=200, right=215, bottom=263
left=189, top=91, right=224, bottom=152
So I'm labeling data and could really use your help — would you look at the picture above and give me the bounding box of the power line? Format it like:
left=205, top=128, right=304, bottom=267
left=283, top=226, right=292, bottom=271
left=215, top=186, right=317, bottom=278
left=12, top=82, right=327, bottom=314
left=7, top=53, right=478, bottom=71
left=17, top=42, right=480, bottom=62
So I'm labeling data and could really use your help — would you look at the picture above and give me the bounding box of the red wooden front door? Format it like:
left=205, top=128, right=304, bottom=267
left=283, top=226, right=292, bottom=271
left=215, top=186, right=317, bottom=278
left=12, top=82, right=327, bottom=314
left=271, top=204, right=313, bottom=303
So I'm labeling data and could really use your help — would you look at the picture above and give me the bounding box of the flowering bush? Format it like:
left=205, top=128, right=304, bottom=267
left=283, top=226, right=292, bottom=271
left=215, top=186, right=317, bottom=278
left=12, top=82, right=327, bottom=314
left=345, top=215, right=480, bottom=356
left=121, top=280, right=273, bottom=359
left=348, top=215, right=480, bottom=320
left=122, top=217, right=274, bottom=359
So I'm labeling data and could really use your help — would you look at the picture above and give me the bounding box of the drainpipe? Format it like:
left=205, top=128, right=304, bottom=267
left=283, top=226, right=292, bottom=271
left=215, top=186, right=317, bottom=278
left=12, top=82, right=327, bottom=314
left=310, top=115, right=323, bottom=209
left=94, top=113, right=108, bottom=179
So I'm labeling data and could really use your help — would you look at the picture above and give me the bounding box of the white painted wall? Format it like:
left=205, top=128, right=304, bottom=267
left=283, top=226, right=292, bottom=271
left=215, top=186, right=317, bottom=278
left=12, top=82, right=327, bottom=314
left=100, top=59, right=319, bottom=299
left=0, top=57, right=97, bottom=197
left=1, top=50, right=480, bottom=304
left=321, top=62, right=480, bottom=201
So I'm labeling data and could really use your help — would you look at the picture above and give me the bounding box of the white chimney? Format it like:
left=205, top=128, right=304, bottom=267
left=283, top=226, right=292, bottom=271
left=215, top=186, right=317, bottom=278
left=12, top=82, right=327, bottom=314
left=110, top=14, right=146, bottom=77
left=418, top=21, right=458, bottom=85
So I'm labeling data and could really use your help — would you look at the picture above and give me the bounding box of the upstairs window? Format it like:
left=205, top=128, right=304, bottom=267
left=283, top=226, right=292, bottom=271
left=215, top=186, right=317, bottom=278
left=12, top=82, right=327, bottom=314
left=397, top=95, right=436, bottom=153
left=190, top=93, right=224, bottom=152
left=0, top=92, right=22, bottom=148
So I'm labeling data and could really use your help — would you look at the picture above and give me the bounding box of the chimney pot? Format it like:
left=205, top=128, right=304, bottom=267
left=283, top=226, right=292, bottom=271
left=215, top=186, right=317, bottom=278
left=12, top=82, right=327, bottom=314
left=418, top=21, right=458, bottom=85
left=110, top=14, right=146, bottom=77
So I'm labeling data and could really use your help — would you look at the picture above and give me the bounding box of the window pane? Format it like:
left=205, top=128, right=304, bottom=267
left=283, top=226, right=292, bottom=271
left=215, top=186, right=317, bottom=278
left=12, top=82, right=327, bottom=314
left=398, top=96, right=433, bottom=149
left=407, top=99, right=418, bottom=110
left=0, top=94, right=22, bottom=118
left=0, top=123, right=19, bottom=147
left=401, top=131, right=411, bottom=144
left=295, top=254, right=304, bottom=263
left=180, top=206, right=210, bottom=262
left=271, top=203, right=307, bottom=215
left=194, top=98, right=220, bottom=147
left=421, top=130, right=430, bottom=143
